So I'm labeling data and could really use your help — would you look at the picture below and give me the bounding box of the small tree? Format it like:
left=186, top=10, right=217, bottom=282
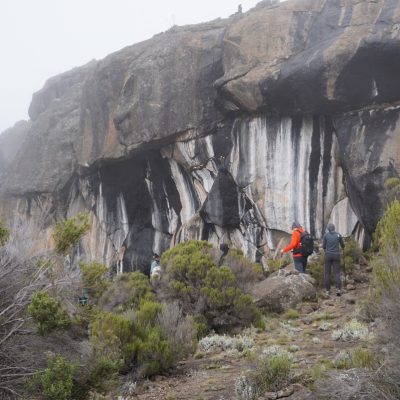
left=28, top=291, right=71, bottom=335
left=161, top=240, right=263, bottom=332
left=29, top=355, right=75, bottom=400
left=53, top=213, right=90, bottom=255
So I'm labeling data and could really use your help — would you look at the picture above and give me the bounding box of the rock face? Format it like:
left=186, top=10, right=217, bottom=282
left=251, top=269, right=317, bottom=312
left=1, top=0, right=400, bottom=271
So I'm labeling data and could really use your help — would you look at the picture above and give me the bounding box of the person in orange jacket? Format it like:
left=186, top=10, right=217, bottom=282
left=281, top=221, right=307, bottom=273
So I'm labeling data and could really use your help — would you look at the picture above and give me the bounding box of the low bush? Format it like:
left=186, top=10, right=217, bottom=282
left=90, top=298, right=195, bottom=379
left=374, top=199, right=400, bottom=254
left=249, top=351, right=293, bottom=394
left=28, top=291, right=71, bottom=335
left=351, top=346, right=380, bottom=369
left=90, top=311, right=134, bottom=368
left=99, top=271, right=154, bottom=313
left=221, top=249, right=264, bottom=291
left=343, top=237, right=362, bottom=274
left=283, top=309, right=300, bottom=320
left=156, top=301, right=197, bottom=357
left=266, top=258, right=288, bottom=275
left=28, top=355, right=76, bottom=400
left=79, top=261, right=109, bottom=302
left=331, top=319, right=370, bottom=342
left=383, top=177, right=400, bottom=205
left=160, top=240, right=262, bottom=332
left=307, top=253, right=325, bottom=287
left=198, top=334, right=254, bottom=353
left=85, top=356, right=120, bottom=394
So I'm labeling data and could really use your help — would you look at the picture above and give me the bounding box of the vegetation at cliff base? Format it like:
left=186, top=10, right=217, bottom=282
left=53, top=213, right=90, bottom=255
left=160, top=240, right=263, bottom=333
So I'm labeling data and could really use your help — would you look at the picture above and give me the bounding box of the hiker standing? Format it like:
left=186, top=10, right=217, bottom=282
left=322, top=223, right=345, bottom=297
left=281, top=222, right=310, bottom=273
left=150, top=253, right=161, bottom=284
left=116, top=245, right=126, bottom=275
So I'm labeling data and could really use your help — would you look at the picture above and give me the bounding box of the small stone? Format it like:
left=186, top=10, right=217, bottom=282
left=346, top=284, right=356, bottom=291
left=300, top=305, right=314, bottom=314
left=365, top=266, right=373, bottom=273
left=277, top=386, right=294, bottom=398
left=345, top=296, right=357, bottom=304
left=312, top=337, right=321, bottom=344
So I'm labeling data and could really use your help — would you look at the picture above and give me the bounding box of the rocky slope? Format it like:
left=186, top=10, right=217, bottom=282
left=122, top=267, right=374, bottom=400
left=1, top=0, right=400, bottom=272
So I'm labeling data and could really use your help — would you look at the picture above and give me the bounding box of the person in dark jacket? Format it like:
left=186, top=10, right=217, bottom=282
left=322, top=223, right=345, bottom=296
left=281, top=221, right=307, bottom=273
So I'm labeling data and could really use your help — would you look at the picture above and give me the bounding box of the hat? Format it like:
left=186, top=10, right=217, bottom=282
left=327, top=223, right=335, bottom=232
left=291, top=221, right=302, bottom=229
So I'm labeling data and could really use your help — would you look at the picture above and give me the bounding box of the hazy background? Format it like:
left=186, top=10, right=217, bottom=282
left=0, top=0, right=262, bottom=133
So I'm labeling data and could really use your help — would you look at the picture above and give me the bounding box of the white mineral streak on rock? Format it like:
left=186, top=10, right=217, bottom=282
left=116, top=193, right=129, bottom=241
left=171, top=213, right=204, bottom=246
left=229, top=116, right=347, bottom=244
left=169, top=159, right=198, bottom=225
left=97, top=183, right=106, bottom=228
left=78, top=181, right=112, bottom=265
left=353, top=222, right=366, bottom=249
left=328, top=197, right=359, bottom=237
left=163, top=182, right=179, bottom=236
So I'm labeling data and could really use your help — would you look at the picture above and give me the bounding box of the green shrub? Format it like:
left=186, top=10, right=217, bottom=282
left=90, top=299, right=194, bottom=379
left=0, top=219, right=10, bottom=246
left=372, top=200, right=400, bottom=289
left=99, top=271, right=154, bottom=313
left=384, top=177, right=400, bottom=191
left=53, top=213, right=90, bottom=255
left=134, top=326, right=175, bottom=377
left=28, top=291, right=70, bottom=335
left=161, top=240, right=262, bottom=332
left=250, top=353, right=293, bottom=393
left=79, top=261, right=109, bottom=302
left=29, top=355, right=75, bottom=400
left=308, top=254, right=325, bottom=288
left=162, top=240, right=215, bottom=306
left=192, top=314, right=209, bottom=339
left=267, top=258, right=287, bottom=275
left=222, top=249, right=264, bottom=291
left=86, top=356, right=120, bottom=393
left=90, top=311, right=134, bottom=367
left=351, top=346, right=380, bottom=369
left=343, top=237, right=362, bottom=274
left=383, top=177, right=400, bottom=205
left=283, top=309, right=300, bottom=320
left=374, top=199, right=400, bottom=253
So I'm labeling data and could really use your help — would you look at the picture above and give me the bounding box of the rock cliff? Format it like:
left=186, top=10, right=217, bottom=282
left=1, top=0, right=399, bottom=272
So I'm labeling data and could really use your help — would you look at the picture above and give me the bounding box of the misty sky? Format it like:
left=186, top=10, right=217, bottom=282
left=0, top=0, right=263, bottom=133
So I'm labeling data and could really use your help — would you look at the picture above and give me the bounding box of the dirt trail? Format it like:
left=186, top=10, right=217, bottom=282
left=131, top=279, right=372, bottom=400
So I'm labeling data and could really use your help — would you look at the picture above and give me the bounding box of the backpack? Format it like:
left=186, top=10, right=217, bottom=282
left=299, top=231, right=314, bottom=257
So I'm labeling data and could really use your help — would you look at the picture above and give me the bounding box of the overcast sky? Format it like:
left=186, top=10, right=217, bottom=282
left=0, top=0, right=263, bottom=133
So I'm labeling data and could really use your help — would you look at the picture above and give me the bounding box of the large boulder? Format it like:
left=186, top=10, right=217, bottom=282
left=251, top=268, right=317, bottom=312
left=217, top=0, right=400, bottom=115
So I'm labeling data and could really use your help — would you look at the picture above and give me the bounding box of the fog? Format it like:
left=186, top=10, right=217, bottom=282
left=0, top=0, right=262, bottom=133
